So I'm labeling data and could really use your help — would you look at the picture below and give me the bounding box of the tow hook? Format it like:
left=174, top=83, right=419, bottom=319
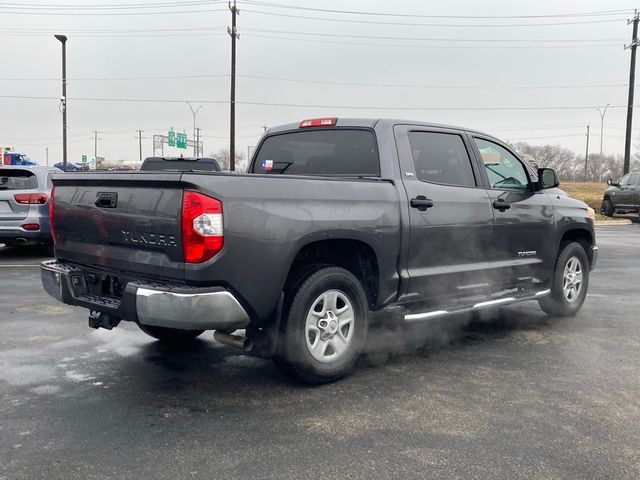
left=88, top=311, right=121, bottom=330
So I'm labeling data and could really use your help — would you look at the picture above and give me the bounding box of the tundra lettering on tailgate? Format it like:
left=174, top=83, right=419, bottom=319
left=121, top=230, right=177, bottom=248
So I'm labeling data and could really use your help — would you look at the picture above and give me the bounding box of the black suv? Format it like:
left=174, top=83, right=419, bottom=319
left=602, top=172, right=640, bottom=216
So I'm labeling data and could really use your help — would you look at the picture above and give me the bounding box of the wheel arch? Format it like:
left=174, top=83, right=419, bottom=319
left=284, top=238, right=380, bottom=309
left=557, top=228, right=595, bottom=269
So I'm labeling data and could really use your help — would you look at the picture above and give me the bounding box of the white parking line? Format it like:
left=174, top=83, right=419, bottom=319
left=0, top=264, right=41, bottom=267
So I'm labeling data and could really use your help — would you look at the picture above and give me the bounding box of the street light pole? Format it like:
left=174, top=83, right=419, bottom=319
left=54, top=34, right=67, bottom=171
left=186, top=102, right=202, bottom=157
left=597, top=103, right=610, bottom=159
left=597, top=103, right=610, bottom=182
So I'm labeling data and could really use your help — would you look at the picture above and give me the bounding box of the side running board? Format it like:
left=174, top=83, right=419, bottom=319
left=404, top=289, right=550, bottom=322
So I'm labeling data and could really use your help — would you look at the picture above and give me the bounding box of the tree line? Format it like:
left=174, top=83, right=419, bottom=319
left=511, top=141, right=640, bottom=182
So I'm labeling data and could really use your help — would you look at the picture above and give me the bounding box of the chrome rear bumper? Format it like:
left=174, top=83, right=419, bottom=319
left=41, top=260, right=250, bottom=331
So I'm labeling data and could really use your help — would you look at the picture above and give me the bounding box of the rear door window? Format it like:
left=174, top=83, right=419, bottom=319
left=0, top=170, right=38, bottom=190
left=252, top=129, right=380, bottom=176
left=407, top=131, right=477, bottom=187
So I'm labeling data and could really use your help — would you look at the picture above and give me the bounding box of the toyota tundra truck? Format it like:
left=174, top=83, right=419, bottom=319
left=41, top=118, right=598, bottom=383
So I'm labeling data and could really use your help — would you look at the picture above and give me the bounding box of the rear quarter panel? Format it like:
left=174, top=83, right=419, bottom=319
left=181, top=173, right=402, bottom=321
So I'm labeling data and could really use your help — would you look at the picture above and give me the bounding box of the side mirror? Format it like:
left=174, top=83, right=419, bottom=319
left=537, top=168, right=559, bottom=189
left=607, top=178, right=613, bottom=186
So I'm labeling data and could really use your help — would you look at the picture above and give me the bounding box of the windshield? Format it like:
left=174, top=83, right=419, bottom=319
left=252, top=129, right=380, bottom=176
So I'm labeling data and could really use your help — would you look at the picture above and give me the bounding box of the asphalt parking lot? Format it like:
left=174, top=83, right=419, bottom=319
left=1, top=226, right=639, bottom=480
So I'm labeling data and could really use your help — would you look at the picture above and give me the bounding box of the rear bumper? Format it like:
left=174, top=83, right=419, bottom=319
left=0, top=220, right=51, bottom=244
left=40, top=260, right=250, bottom=331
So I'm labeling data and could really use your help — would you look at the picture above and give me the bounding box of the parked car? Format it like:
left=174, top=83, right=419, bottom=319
left=0, top=165, right=60, bottom=246
left=601, top=172, right=640, bottom=216
left=53, top=162, right=87, bottom=172
left=140, top=156, right=222, bottom=172
left=41, top=118, right=597, bottom=383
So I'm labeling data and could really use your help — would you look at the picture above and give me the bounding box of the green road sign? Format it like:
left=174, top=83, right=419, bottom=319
left=168, top=128, right=176, bottom=147
left=176, top=132, right=187, bottom=149
left=81, top=154, right=87, bottom=163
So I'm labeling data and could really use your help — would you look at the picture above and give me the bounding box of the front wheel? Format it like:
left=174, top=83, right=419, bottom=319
left=137, top=323, right=204, bottom=343
left=274, top=266, right=368, bottom=384
left=601, top=198, right=614, bottom=217
left=539, top=242, right=589, bottom=317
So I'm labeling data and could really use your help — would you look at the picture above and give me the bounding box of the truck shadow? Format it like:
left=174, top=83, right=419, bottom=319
left=115, top=303, right=556, bottom=395
left=0, top=244, right=53, bottom=260
left=363, top=304, right=552, bottom=366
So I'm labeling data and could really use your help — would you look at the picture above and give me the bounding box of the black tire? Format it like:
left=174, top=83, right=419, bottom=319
left=274, top=266, right=368, bottom=384
left=137, top=323, right=204, bottom=343
left=539, top=242, right=589, bottom=317
left=601, top=198, right=614, bottom=217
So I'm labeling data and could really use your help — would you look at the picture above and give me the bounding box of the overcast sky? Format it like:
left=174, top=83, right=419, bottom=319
left=1, top=0, right=639, bottom=166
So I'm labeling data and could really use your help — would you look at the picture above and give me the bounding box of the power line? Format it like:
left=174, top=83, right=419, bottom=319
left=1, top=94, right=637, bottom=111
left=242, top=2, right=632, bottom=20
left=0, top=7, right=227, bottom=15
left=246, top=33, right=622, bottom=49
left=1, top=72, right=632, bottom=90
left=0, top=1, right=221, bottom=9
left=242, top=8, right=628, bottom=28
left=241, top=27, right=626, bottom=43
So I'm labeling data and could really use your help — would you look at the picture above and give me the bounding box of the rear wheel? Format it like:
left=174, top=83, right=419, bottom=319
left=601, top=198, right=614, bottom=217
left=274, top=266, right=368, bottom=384
left=137, top=323, right=204, bottom=343
left=539, top=242, right=589, bottom=317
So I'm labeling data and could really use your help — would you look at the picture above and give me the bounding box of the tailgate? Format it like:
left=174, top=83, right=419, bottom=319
left=52, top=172, right=185, bottom=280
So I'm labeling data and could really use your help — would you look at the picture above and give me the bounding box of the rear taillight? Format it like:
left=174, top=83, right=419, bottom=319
left=181, top=191, right=223, bottom=263
left=299, top=117, right=337, bottom=128
left=49, top=187, right=56, bottom=244
left=14, top=193, right=48, bottom=204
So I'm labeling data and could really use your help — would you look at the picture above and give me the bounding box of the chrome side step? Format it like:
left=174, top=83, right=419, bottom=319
left=404, top=289, right=551, bottom=322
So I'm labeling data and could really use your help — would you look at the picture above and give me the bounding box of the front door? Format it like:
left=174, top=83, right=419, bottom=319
left=394, top=126, right=496, bottom=305
left=469, top=136, right=556, bottom=290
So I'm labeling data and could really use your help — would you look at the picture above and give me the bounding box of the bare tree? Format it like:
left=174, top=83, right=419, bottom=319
left=211, top=148, right=247, bottom=172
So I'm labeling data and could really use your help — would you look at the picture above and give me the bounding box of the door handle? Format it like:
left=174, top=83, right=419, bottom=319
left=410, top=196, right=434, bottom=211
left=492, top=199, right=511, bottom=211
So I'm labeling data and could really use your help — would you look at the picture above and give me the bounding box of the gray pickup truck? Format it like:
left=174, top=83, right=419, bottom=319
left=601, top=171, right=640, bottom=216
left=41, top=118, right=598, bottom=383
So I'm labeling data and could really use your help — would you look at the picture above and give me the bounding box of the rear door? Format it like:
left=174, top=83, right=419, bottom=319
left=469, top=135, right=555, bottom=289
left=53, top=172, right=185, bottom=280
left=394, top=125, right=495, bottom=304
left=0, top=169, right=38, bottom=222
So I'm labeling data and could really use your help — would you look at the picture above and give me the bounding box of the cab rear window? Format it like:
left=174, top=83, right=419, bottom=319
left=0, top=170, right=38, bottom=190
left=252, top=129, right=380, bottom=176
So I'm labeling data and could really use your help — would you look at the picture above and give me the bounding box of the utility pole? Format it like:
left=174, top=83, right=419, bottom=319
left=45, top=147, right=49, bottom=166
left=54, top=35, right=67, bottom=171
left=228, top=0, right=239, bottom=171
left=584, top=124, right=590, bottom=181
left=195, top=127, right=201, bottom=157
left=137, top=129, right=143, bottom=162
left=624, top=10, right=639, bottom=175
left=92, top=130, right=99, bottom=163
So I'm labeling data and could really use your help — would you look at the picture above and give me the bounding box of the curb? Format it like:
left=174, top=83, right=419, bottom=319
left=595, top=219, right=633, bottom=226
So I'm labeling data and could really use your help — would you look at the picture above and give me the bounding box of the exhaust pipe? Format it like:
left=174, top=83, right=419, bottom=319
left=214, top=331, right=253, bottom=352
left=14, top=238, right=29, bottom=245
